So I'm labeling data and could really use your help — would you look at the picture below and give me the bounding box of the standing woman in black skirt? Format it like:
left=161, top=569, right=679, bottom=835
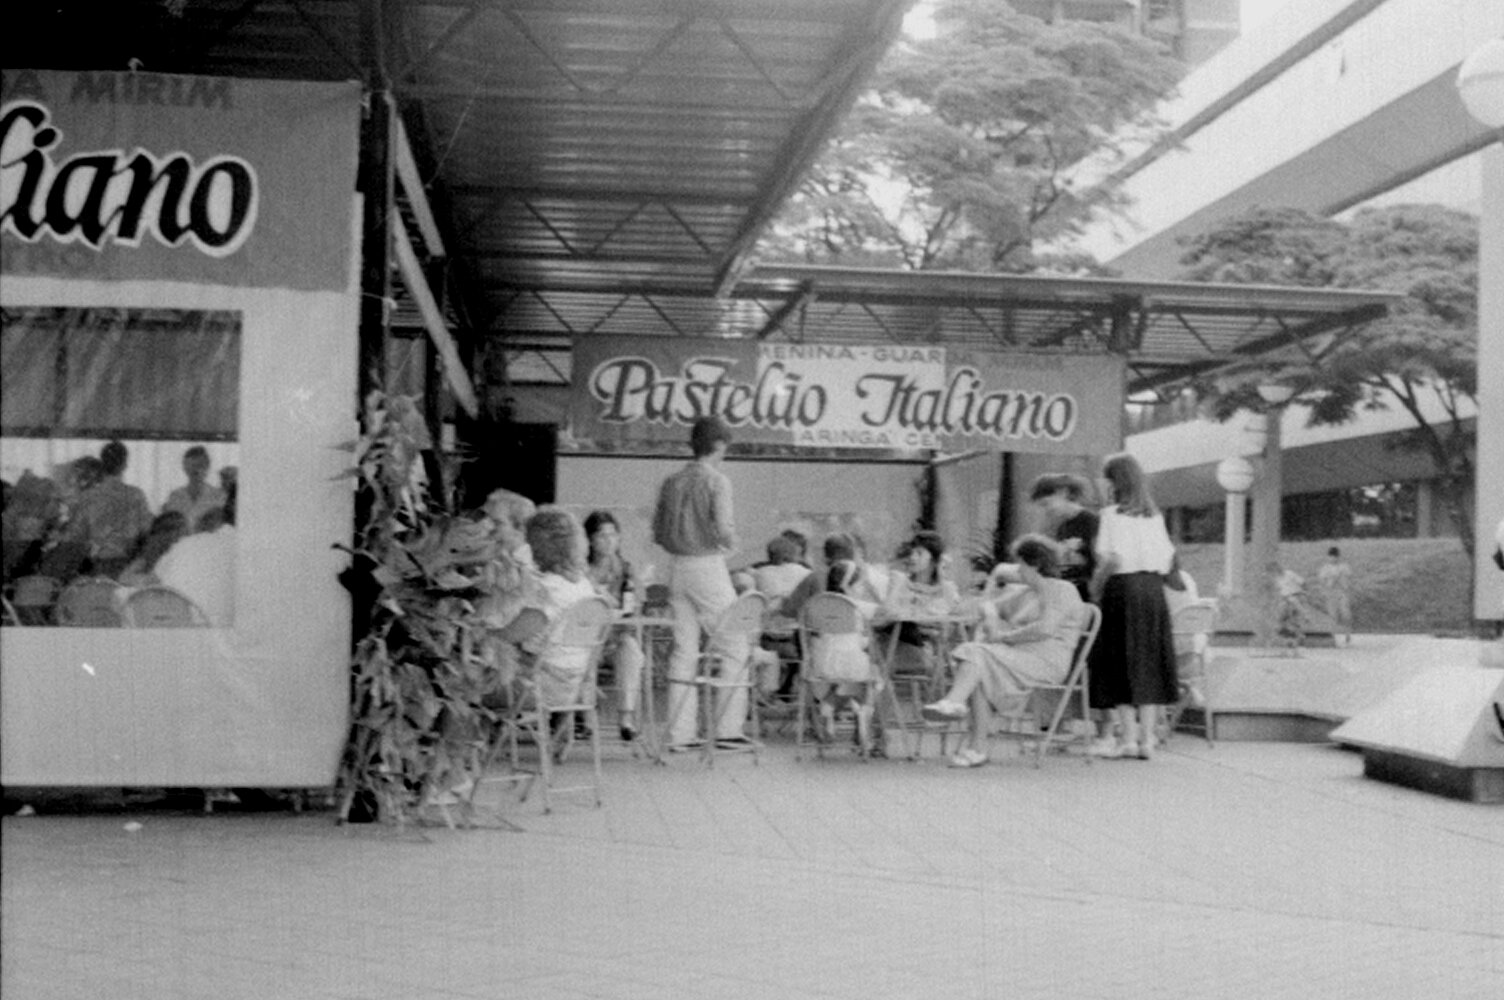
left=1086, top=453, right=1178, bottom=760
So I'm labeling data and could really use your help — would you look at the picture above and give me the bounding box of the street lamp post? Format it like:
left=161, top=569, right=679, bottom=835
left=1247, top=382, right=1295, bottom=621
left=1457, top=39, right=1504, bottom=628
left=1216, top=456, right=1255, bottom=598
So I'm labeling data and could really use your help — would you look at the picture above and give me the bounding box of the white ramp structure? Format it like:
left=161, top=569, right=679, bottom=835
left=1332, top=665, right=1504, bottom=802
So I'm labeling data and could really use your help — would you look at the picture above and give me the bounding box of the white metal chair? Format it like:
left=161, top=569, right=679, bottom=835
left=794, top=592, right=876, bottom=760
left=667, top=591, right=768, bottom=766
left=472, top=597, right=615, bottom=816
left=1165, top=599, right=1219, bottom=745
left=988, top=604, right=1102, bottom=767
left=122, top=585, right=211, bottom=627
left=10, top=574, right=61, bottom=625
left=55, top=576, right=123, bottom=627
left=452, top=606, right=551, bottom=829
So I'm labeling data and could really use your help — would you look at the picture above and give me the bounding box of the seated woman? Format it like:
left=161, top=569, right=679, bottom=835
left=807, top=558, right=882, bottom=753
left=117, top=510, right=189, bottom=587
left=876, top=530, right=961, bottom=678
left=921, top=534, right=1086, bottom=769
left=583, top=510, right=646, bottom=741
left=469, top=489, right=541, bottom=688
left=518, top=507, right=601, bottom=745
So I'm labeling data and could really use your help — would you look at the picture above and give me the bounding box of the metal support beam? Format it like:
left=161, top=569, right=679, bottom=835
left=357, top=79, right=394, bottom=414
left=394, top=117, right=445, bottom=258
left=393, top=215, right=478, bottom=417
left=752, top=281, right=814, bottom=341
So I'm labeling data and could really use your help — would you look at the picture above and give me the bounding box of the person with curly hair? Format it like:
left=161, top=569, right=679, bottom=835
left=923, top=534, right=1086, bottom=768
left=520, top=507, right=600, bottom=728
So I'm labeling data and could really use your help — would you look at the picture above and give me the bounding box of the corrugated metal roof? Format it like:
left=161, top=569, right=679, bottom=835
left=4, top=1, right=1398, bottom=399
left=5, top=0, right=908, bottom=315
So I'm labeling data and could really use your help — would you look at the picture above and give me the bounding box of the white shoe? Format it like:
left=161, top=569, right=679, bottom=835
left=949, top=748, right=988, bottom=768
left=1085, top=738, right=1125, bottom=759
left=922, top=700, right=967, bottom=722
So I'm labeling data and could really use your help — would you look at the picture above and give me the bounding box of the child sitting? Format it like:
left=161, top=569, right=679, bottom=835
left=808, top=559, right=881, bottom=753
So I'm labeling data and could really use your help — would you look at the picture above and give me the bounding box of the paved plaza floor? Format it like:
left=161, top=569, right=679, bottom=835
left=4, top=722, right=1502, bottom=1000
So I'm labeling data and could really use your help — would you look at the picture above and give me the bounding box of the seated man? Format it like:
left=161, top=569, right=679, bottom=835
left=921, top=534, right=1085, bottom=769
left=752, top=534, right=810, bottom=605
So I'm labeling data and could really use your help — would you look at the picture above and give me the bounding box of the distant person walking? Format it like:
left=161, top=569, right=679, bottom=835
left=1493, top=515, right=1504, bottom=620
left=1316, top=545, right=1354, bottom=645
left=652, top=417, right=751, bottom=751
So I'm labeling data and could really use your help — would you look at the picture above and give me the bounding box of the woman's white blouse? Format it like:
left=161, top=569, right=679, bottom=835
left=1094, top=505, right=1175, bottom=575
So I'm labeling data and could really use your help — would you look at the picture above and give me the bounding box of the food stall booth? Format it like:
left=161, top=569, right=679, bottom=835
left=1, top=70, right=362, bottom=787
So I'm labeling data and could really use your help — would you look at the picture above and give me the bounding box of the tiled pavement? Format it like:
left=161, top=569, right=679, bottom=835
left=5, top=723, right=1502, bottom=1000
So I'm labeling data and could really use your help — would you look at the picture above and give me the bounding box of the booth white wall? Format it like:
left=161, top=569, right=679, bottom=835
left=1, top=72, right=361, bottom=786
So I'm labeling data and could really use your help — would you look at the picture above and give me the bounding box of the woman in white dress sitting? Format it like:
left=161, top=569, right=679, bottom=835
left=520, top=507, right=600, bottom=743
left=922, top=534, right=1086, bottom=769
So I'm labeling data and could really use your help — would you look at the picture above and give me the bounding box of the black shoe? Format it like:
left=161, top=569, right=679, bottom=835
left=619, top=724, right=637, bottom=742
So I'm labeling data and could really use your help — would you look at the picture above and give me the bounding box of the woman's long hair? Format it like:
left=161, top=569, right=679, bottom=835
left=1101, top=452, right=1158, bottom=518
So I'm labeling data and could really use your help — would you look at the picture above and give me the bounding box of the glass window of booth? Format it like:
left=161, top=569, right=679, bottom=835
left=2, top=306, right=241, bottom=627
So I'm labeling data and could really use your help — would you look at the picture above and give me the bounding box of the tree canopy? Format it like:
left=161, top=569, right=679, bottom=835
left=757, top=0, right=1182, bottom=273
left=1176, top=203, right=1481, bottom=554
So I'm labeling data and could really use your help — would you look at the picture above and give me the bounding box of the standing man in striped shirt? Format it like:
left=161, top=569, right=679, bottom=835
left=652, top=416, right=750, bottom=751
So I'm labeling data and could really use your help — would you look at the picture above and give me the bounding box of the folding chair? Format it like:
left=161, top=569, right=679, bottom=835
left=122, top=585, right=211, bottom=627
left=9, top=575, right=61, bottom=626
left=1165, top=599, right=1219, bottom=746
left=55, top=576, right=123, bottom=627
left=667, top=591, right=768, bottom=766
left=488, top=596, right=615, bottom=814
left=794, top=592, right=876, bottom=760
left=450, top=606, right=552, bottom=829
left=877, top=615, right=975, bottom=760
left=754, top=610, right=802, bottom=737
left=988, top=604, right=1101, bottom=767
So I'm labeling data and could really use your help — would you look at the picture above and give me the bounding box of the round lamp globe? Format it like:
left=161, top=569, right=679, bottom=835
left=1216, top=456, right=1256, bottom=494
left=1457, top=38, right=1504, bottom=129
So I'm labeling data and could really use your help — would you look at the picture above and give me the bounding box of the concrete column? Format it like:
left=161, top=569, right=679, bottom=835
left=1475, top=143, right=1504, bottom=624
left=1248, top=408, right=1283, bottom=591
left=1223, top=490, right=1247, bottom=596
